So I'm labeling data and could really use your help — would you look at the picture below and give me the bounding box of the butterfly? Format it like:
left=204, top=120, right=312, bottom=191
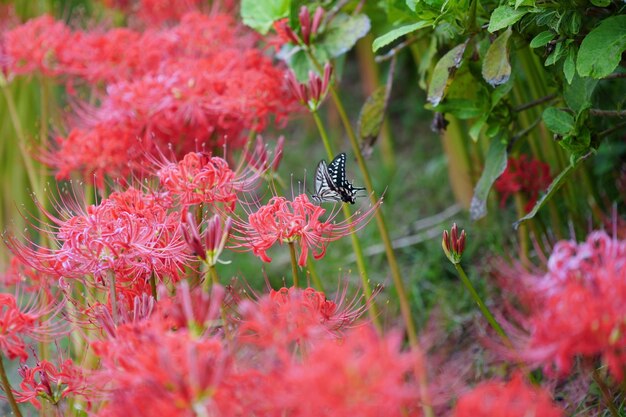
left=311, top=153, right=365, bottom=204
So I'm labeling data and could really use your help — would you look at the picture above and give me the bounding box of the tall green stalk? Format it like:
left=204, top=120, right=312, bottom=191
left=0, top=355, right=23, bottom=417
left=311, top=110, right=381, bottom=332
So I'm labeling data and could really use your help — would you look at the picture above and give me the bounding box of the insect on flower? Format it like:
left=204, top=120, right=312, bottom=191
left=311, top=153, right=365, bottom=205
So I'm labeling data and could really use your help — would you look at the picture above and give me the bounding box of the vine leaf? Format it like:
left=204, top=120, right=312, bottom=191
left=577, top=15, right=626, bottom=79
left=470, top=138, right=508, bottom=221
left=372, top=21, right=429, bottom=52
left=488, top=6, right=528, bottom=33
left=482, top=28, right=513, bottom=87
left=241, top=0, right=290, bottom=34
left=427, top=41, right=468, bottom=106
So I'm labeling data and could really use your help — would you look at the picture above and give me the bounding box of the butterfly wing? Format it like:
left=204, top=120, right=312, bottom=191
left=326, top=153, right=365, bottom=204
left=312, top=160, right=342, bottom=203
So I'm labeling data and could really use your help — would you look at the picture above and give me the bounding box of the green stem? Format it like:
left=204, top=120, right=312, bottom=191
left=208, top=265, right=220, bottom=287
left=108, top=270, right=118, bottom=324
left=149, top=273, right=157, bottom=300
left=311, top=110, right=382, bottom=332
left=288, top=241, right=300, bottom=288
left=592, top=367, right=620, bottom=417
left=454, top=263, right=510, bottom=345
left=328, top=83, right=418, bottom=344
left=306, top=258, right=325, bottom=291
left=0, top=354, right=23, bottom=417
left=1, top=84, right=41, bottom=197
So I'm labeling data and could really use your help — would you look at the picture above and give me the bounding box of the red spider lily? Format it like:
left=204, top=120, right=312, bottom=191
left=243, top=135, right=285, bottom=175
left=232, top=193, right=378, bottom=266
left=181, top=212, right=232, bottom=266
left=277, top=326, right=425, bottom=417
left=3, top=13, right=295, bottom=181
left=236, top=286, right=370, bottom=357
left=496, top=231, right=626, bottom=380
left=156, top=281, right=225, bottom=336
left=15, top=358, right=90, bottom=409
left=156, top=152, right=259, bottom=210
left=494, top=155, right=552, bottom=213
left=442, top=223, right=466, bottom=264
left=452, top=373, right=563, bottom=417
left=91, top=324, right=238, bottom=417
left=274, top=6, right=325, bottom=47
left=286, top=63, right=333, bottom=111
left=0, top=290, right=67, bottom=361
left=104, top=0, right=205, bottom=25
left=6, top=187, right=191, bottom=296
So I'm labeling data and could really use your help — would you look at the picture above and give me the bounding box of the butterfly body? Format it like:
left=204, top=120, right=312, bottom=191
left=312, top=153, right=365, bottom=204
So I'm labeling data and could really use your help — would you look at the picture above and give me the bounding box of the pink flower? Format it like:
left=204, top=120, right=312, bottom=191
left=157, top=152, right=259, bottom=209
left=0, top=290, right=66, bottom=361
left=452, top=374, right=564, bottom=417
left=279, top=326, right=424, bottom=417
left=7, top=187, right=190, bottom=299
left=16, top=358, right=90, bottom=408
left=496, top=231, right=626, bottom=380
left=233, top=193, right=378, bottom=266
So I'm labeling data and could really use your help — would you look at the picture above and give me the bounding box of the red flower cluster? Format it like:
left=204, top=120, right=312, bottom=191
left=0, top=291, right=66, bottom=361
left=452, top=374, right=563, bottom=417
left=494, top=155, right=552, bottom=213
left=83, top=283, right=423, bottom=417
left=7, top=187, right=190, bottom=300
left=233, top=194, right=378, bottom=266
left=2, top=12, right=295, bottom=182
left=499, top=231, right=626, bottom=380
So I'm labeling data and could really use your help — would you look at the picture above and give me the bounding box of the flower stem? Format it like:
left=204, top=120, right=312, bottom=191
left=327, top=83, right=417, bottom=344
left=0, top=354, right=23, bottom=417
left=311, top=110, right=381, bottom=332
left=208, top=265, right=220, bottom=287
left=454, top=263, right=510, bottom=345
left=107, top=270, right=118, bottom=324
left=149, top=273, right=157, bottom=300
left=592, top=367, right=620, bottom=417
left=288, top=242, right=300, bottom=288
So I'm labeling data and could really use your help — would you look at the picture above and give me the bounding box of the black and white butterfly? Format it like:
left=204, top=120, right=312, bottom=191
left=311, top=153, right=365, bottom=204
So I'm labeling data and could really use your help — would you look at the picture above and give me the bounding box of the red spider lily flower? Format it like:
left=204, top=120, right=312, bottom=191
left=4, top=13, right=295, bottom=181
left=156, top=281, right=225, bottom=336
left=442, top=223, right=466, bottom=264
left=156, top=152, right=259, bottom=210
left=286, top=63, right=333, bottom=111
left=496, top=231, right=626, bottom=380
left=181, top=212, right=232, bottom=267
left=494, top=155, right=552, bottom=213
left=277, top=326, right=425, bottom=417
left=236, top=286, right=370, bottom=356
left=0, top=290, right=67, bottom=361
left=452, top=373, right=564, bottom=417
left=6, top=187, right=191, bottom=297
left=243, top=135, right=285, bottom=175
left=232, top=193, right=378, bottom=266
left=15, top=358, right=90, bottom=409
left=91, top=323, right=238, bottom=417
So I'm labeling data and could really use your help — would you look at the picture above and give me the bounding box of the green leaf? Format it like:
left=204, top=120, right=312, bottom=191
left=543, top=107, right=575, bottom=135
left=241, top=0, right=290, bottom=34
left=563, top=47, right=576, bottom=85
left=488, top=6, right=528, bottom=33
left=372, top=21, right=430, bottom=52
left=544, top=42, right=564, bottom=66
left=321, top=13, right=371, bottom=58
left=430, top=99, right=483, bottom=119
left=491, top=78, right=515, bottom=108
left=357, top=85, right=387, bottom=146
left=529, top=30, right=554, bottom=48
left=577, top=15, right=626, bottom=79
left=560, top=128, right=591, bottom=157
left=482, top=27, right=512, bottom=87
left=590, top=0, right=611, bottom=6
left=470, top=138, right=508, bottom=220
left=427, top=41, right=467, bottom=106
left=469, top=113, right=488, bottom=142
left=514, top=153, right=591, bottom=228
left=564, top=75, right=598, bottom=114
